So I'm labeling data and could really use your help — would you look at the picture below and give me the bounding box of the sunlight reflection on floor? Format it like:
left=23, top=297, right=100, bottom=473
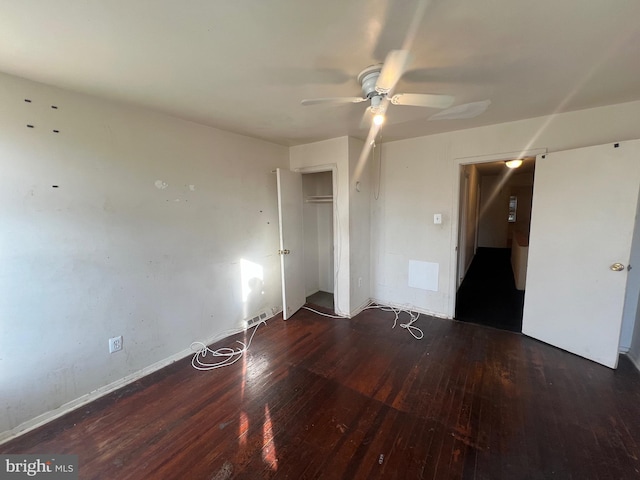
left=262, top=404, right=278, bottom=471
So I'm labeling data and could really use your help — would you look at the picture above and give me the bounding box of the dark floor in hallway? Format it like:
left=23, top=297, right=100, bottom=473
left=455, top=247, right=524, bottom=332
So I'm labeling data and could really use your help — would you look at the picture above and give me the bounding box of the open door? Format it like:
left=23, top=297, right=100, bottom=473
left=276, top=168, right=305, bottom=320
left=523, top=140, right=640, bottom=368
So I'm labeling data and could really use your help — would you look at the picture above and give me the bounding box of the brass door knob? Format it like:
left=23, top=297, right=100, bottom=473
left=610, top=263, right=625, bottom=272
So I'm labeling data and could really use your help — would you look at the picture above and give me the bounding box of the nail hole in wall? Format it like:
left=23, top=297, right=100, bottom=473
left=27, top=125, right=34, bottom=128
left=24, top=99, right=32, bottom=103
left=53, top=130, right=60, bottom=133
left=51, top=105, right=58, bottom=109
left=52, top=185, right=59, bottom=188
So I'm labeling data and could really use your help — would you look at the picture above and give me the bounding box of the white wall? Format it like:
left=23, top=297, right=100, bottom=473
left=628, top=286, right=640, bottom=369
left=460, top=164, right=480, bottom=280
left=301, top=171, right=333, bottom=295
left=477, top=174, right=510, bottom=248
left=348, top=137, right=371, bottom=313
left=372, top=100, right=640, bottom=319
left=623, top=189, right=640, bottom=356
left=477, top=171, right=534, bottom=248
left=508, top=182, right=534, bottom=242
left=315, top=173, right=334, bottom=293
left=302, top=174, right=320, bottom=296
left=0, top=72, right=289, bottom=437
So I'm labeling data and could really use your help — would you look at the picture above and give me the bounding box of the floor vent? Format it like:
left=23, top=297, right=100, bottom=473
left=245, top=310, right=272, bottom=328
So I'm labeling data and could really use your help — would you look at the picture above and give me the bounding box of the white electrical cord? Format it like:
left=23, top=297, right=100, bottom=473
left=302, top=305, right=348, bottom=319
left=362, top=302, right=424, bottom=340
left=302, top=301, right=424, bottom=340
left=190, top=321, right=265, bottom=371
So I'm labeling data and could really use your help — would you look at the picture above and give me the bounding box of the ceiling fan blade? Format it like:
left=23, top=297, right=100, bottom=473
left=390, top=93, right=455, bottom=109
left=429, top=99, right=491, bottom=120
left=301, top=97, right=366, bottom=106
left=376, top=50, right=411, bottom=94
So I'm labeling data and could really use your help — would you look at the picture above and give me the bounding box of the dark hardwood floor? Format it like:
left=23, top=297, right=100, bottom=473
left=3, top=308, right=640, bottom=479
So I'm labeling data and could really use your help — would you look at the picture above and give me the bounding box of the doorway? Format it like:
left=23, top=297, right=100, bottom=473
left=454, top=157, right=536, bottom=332
left=301, top=171, right=335, bottom=312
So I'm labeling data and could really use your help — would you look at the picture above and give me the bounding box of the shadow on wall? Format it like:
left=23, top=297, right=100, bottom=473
left=241, top=258, right=267, bottom=320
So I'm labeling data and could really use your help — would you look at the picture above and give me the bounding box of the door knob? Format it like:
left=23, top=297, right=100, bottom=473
left=610, top=263, right=625, bottom=272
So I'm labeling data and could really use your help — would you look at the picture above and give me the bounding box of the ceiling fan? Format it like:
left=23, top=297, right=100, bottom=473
left=299, top=0, right=491, bottom=176
left=301, top=50, right=455, bottom=126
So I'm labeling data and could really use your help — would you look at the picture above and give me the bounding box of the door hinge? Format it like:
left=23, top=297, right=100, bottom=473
left=278, top=249, right=290, bottom=255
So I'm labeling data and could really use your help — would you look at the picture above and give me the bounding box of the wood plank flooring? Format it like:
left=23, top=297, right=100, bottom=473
left=3, top=307, right=640, bottom=479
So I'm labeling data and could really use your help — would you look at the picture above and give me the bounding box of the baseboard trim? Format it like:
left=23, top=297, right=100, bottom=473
left=625, top=352, right=640, bottom=373
left=0, top=326, right=247, bottom=445
left=349, top=298, right=373, bottom=318
left=370, top=297, right=451, bottom=320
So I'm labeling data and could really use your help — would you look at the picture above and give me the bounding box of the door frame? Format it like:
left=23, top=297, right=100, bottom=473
left=457, top=167, right=470, bottom=288
left=295, top=163, right=346, bottom=316
left=447, top=148, right=547, bottom=318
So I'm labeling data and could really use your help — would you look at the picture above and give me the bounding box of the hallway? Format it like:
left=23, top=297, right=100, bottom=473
left=455, top=247, right=524, bottom=332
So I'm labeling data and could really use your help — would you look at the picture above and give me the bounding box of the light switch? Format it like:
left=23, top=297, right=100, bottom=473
left=434, top=213, right=442, bottom=224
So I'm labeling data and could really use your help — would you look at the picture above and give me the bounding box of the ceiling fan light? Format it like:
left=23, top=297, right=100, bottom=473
left=373, top=113, right=385, bottom=126
left=505, top=159, right=523, bottom=169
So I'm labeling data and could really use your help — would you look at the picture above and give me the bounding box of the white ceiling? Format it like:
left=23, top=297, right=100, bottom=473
left=2, top=0, right=640, bottom=146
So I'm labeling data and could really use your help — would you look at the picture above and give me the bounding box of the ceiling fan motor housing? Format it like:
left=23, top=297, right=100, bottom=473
left=357, top=65, right=383, bottom=99
left=370, top=95, right=383, bottom=113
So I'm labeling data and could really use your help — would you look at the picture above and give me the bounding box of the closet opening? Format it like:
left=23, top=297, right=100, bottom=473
left=302, top=171, right=335, bottom=312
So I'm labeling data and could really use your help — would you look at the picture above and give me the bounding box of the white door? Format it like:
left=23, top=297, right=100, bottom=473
left=523, top=140, right=640, bottom=368
left=276, top=168, right=306, bottom=320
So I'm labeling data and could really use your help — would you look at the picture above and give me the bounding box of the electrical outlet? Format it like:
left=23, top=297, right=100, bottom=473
left=109, top=335, right=123, bottom=353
